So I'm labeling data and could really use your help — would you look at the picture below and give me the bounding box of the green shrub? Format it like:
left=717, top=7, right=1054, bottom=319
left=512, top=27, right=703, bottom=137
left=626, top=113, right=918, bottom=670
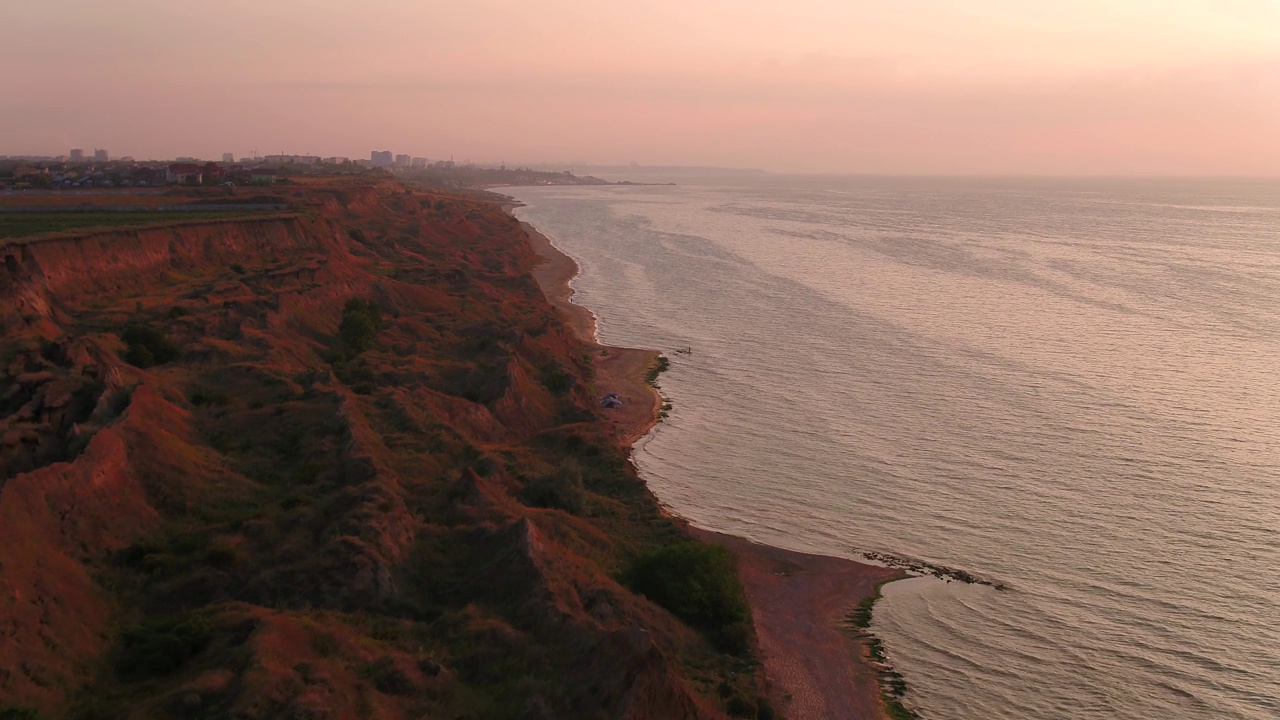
left=189, top=387, right=231, bottom=407
left=122, top=323, right=181, bottom=368
left=555, top=405, right=594, bottom=425
left=645, top=356, right=670, bottom=387
left=519, top=460, right=586, bottom=513
left=438, top=361, right=509, bottom=405
left=726, top=694, right=757, bottom=718
left=337, top=298, right=383, bottom=356
left=627, top=542, right=752, bottom=654
left=310, top=631, right=340, bottom=658
left=539, top=364, right=574, bottom=396
left=885, top=700, right=919, bottom=720
left=204, top=547, right=237, bottom=569
left=0, top=706, right=44, bottom=720
left=363, top=656, right=415, bottom=696
left=115, top=613, right=213, bottom=679
left=333, top=356, right=377, bottom=394
left=848, top=595, right=876, bottom=629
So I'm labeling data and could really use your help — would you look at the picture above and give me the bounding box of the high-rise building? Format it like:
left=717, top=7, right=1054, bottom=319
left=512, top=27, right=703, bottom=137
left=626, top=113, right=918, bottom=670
left=222, top=153, right=234, bottom=163
left=370, top=150, right=393, bottom=167
left=411, top=157, right=429, bottom=168
left=70, top=148, right=84, bottom=162
left=394, top=154, right=412, bottom=168
left=93, top=149, right=109, bottom=162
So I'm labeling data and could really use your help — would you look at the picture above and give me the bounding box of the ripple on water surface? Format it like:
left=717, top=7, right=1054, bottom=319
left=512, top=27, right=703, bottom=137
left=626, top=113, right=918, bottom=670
left=505, top=177, right=1280, bottom=720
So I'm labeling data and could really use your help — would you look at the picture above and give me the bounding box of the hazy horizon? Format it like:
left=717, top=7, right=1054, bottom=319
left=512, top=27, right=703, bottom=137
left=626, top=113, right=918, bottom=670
left=3, top=1, right=1278, bottom=176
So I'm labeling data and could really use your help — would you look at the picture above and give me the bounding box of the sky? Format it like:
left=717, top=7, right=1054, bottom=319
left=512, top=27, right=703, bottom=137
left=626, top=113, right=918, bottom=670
left=2, top=0, right=1278, bottom=175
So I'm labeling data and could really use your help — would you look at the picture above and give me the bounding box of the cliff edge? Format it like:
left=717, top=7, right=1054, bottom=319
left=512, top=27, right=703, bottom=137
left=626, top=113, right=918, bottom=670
left=0, top=179, right=770, bottom=719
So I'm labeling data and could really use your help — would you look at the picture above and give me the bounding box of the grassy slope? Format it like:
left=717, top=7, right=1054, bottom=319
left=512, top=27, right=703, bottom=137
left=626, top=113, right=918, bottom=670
left=0, top=212, right=275, bottom=240
left=0, top=180, right=770, bottom=720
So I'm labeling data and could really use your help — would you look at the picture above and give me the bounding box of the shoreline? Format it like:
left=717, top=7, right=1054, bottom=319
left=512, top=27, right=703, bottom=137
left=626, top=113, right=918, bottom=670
left=508, top=199, right=910, bottom=720
left=513, top=209, right=664, bottom=447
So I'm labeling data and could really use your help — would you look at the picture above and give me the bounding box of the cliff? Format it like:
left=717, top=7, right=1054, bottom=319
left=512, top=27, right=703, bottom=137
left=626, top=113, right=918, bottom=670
left=0, top=179, right=769, bottom=719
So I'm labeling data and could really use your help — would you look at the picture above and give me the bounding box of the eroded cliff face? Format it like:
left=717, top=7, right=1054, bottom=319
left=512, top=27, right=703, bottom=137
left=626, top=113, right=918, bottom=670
left=0, top=180, right=762, bottom=719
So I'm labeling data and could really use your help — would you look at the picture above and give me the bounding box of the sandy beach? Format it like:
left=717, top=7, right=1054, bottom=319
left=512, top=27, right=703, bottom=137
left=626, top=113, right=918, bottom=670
left=519, top=216, right=664, bottom=447
left=515, top=206, right=906, bottom=720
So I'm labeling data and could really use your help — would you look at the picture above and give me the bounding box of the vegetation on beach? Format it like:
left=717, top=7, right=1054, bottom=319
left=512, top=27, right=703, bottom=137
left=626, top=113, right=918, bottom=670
left=843, top=578, right=919, bottom=719
left=646, top=354, right=670, bottom=387
left=659, top=400, right=674, bottom=420
left=848, top=593, right=877, bottom=629
left=884, top=700, right=919, bottom=720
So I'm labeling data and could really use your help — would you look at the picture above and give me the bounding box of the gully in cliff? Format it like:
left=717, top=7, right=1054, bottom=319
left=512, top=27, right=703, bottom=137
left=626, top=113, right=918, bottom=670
left=0, top=178, right=782, bottom=720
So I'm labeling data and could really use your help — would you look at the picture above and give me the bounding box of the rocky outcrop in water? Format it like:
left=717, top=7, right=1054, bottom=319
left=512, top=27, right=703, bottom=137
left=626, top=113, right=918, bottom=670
left=860, top=550, right=1007, bottom=590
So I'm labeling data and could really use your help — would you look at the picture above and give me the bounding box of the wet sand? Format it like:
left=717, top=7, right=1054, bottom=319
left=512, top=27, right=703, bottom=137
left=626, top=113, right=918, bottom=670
left=691, top=529, right=904, bottom=720
left=515, top=206, right=904, bottom=720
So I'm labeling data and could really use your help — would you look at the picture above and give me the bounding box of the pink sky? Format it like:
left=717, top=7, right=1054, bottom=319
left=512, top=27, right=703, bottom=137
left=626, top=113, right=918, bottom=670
left=3, top=0, right=1278, bottom=174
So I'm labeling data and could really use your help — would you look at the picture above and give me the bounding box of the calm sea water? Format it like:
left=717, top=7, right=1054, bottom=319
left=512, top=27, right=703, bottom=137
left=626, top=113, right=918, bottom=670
left=504, top=176, right=1280, bottom=720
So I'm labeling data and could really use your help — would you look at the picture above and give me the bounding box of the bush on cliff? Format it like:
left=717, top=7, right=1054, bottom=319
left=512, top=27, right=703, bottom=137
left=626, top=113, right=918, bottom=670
left=627, top=542, right=753, bottom=654
left=115, top=613, right=214, bottom=680
left=338, top=298, right=383, bottom=356
left=539, top=363, right=575, bottom=397
left=519, top=459, right=587, bottom=514
left=122, top=323, right=181, bottom=368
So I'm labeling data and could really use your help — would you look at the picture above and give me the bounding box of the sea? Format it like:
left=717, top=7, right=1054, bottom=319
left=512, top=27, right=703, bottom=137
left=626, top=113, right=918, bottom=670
left=502, top=174, right=1280, bottom=720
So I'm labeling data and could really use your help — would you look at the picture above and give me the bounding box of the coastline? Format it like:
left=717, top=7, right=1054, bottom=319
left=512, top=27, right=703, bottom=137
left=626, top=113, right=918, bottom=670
left=509, top=200, right=909, bottom=720
left=515, top=212, right=663, bottom=447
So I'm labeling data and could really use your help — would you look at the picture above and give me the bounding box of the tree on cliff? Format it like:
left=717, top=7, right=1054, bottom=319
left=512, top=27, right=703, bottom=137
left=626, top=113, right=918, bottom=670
left=122, top=323, right=180, bottom=368
left=627, top=542, right=753, bottom=655
left=338, top=298, right=382, bottom=356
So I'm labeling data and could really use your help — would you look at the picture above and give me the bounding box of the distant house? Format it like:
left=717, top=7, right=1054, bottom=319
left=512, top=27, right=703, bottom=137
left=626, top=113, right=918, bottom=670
left=130, top=167, right=164, bottom=186
left=166, top=163, right=204, bottom=184
left=250, top=168, right=277, bottom=184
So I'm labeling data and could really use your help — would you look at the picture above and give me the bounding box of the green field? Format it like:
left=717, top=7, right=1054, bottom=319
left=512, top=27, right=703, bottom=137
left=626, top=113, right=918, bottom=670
left=0, top=211, right=270, bottom=241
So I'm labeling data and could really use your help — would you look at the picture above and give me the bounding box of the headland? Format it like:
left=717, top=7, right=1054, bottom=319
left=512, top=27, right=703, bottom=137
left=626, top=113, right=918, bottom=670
left=0, top=177, right=770, bottom=718
left=0, top=173, right=908, bottom=720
